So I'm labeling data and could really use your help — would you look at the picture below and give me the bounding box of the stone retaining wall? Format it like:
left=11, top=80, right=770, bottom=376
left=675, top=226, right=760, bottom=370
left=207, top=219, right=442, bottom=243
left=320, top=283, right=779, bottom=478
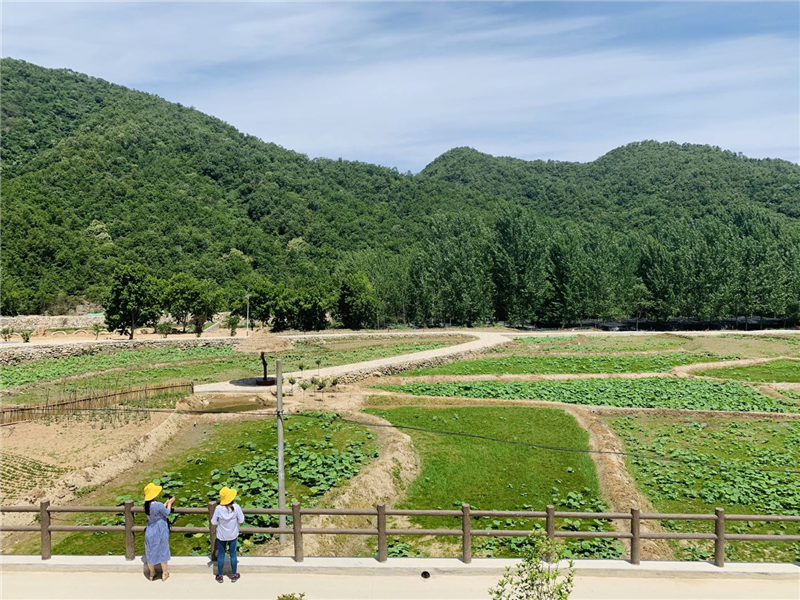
left=333, top=347, right=484, bottom=384
left=0, top=338, right=240, bottom=366
left=0, top=315, right=105, bottom=331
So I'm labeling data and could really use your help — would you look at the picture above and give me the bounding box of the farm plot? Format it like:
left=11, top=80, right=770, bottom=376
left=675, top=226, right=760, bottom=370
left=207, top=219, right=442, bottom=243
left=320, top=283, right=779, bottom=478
left=1, top=335, right=469, bottom=405
left=9, top=413, right=376, bottom=556
left=377, top=379, right=800, bottom=413
left=695, top=359, right=800, bottom=383
left=363, top=406, right=622, bottom=559
left=0, top=452, right=65, bottom=502
left=509, top=334, right=690, bottom=353
left=607, top=415, right=800, bottom=562
left=404, top=353, right=733, bottom=376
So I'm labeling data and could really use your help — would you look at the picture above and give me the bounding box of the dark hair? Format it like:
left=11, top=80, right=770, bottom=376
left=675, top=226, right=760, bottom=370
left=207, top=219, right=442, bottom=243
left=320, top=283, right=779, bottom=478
left=144, top=500, right=152, bottom=516
left=226, top=503, right=234, bottom=512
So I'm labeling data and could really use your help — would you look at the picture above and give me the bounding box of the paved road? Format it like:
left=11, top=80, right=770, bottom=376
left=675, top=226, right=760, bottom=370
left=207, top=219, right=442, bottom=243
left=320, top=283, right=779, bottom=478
left=2, top=570, right=798, bottom=600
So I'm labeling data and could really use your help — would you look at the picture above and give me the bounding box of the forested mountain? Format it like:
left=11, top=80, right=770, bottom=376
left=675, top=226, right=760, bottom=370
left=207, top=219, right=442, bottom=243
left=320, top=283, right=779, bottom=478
left=2, top=58, right=799, bottom=327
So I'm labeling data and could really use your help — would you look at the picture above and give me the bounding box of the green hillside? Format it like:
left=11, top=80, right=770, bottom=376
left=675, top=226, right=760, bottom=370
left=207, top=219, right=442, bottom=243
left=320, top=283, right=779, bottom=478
left=1, top=58, right=799, bottom=326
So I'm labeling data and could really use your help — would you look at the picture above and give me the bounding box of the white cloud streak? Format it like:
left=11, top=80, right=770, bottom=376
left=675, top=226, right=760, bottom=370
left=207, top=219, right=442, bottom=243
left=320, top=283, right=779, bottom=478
left=1, top=2, right=797, bottom=169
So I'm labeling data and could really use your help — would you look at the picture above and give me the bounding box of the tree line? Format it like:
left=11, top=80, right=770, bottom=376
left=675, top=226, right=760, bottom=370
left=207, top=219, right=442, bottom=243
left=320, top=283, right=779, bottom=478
left=98, top=204, right=800, bottom=337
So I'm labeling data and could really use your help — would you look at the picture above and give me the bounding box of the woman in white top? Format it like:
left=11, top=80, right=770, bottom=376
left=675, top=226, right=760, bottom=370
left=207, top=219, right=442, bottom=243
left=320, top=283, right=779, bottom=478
left=211, top=487, right=245, bottom=583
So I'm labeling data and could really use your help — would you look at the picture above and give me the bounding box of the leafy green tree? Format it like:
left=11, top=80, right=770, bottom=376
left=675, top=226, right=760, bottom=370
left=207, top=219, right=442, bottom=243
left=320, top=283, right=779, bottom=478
left=188, top=279, right=223, bottom=336
left=104, top=264, right=160, bottom=339
left=163, top=273, right=200, bottom=332
left=336, top=272, right=379, bottom=329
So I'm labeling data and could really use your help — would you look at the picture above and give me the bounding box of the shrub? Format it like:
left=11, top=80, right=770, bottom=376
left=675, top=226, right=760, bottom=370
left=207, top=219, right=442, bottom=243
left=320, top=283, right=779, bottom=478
left=156, top=323, right=172, bottom=338
left=91, top=323, right=104, bottom=339
left=1, top=327, right=12, bottom=342
left=276, top=594, right=306, bottom=600
left=19, top=329, right=32, bottom=343
left=488, top=535, right=575, bottom=600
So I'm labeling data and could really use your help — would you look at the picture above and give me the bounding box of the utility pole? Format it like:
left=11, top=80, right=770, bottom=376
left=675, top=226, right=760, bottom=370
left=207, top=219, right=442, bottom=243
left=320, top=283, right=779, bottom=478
left=245, top=293, right=251, bottom=337
left=276, top=358, right=286, bottom=544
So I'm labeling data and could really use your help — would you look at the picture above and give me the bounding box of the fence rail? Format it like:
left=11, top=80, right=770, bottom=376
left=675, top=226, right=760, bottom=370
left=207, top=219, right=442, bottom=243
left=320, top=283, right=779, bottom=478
left=0, top=382, right=194, bottom=425
left=2, top=501, right=799, bottom=566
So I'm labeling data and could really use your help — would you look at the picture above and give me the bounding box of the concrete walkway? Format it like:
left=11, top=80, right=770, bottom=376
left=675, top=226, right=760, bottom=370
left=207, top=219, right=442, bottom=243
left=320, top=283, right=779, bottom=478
left=194, top=331, right=512, bottom=394
left=2, top=556, right=798, bottom=600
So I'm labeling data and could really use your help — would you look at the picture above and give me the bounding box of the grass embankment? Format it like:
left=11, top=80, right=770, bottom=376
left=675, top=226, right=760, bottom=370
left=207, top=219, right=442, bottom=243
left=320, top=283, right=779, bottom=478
left=607, top=415, right=800, bottom=562
left=378, top=379, right=799, bottom=413
left=405, top=353, right=734, bottom=376
left=1, top=336, right=469, bottom=405
left=364, top=406, right=622, bottom=559
left=696, top=359, right=800, bottom=383
left=12, top=413, right=376, bottom=556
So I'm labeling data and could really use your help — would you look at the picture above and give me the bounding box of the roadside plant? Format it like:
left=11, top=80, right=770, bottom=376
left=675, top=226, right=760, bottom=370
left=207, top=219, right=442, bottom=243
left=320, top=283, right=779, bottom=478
left=19, top=329, right=32, bottom=343
left=91, top=323, right=104, bottom=339
left=330, top=377, right=339, bottom=392
left=297, top=362, right=306, bottom=378
left=276, top=594, right=306, bottom=600
left=288, top=376, right=297, bottom=392
left=1, top=327, right=12, bottom=341
left=316, top=378, right=327, bottom=400
left=488, top=535, right=574, bottom=600
left=315, top=358, right=321, bottom=375
left=156, top=322, right=172, bottom=338
left=299, top=380, right=311, bottom=398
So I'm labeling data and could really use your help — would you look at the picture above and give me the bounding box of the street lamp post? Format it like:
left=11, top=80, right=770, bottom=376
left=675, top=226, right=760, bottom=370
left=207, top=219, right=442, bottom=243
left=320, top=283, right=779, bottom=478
left=245, top=293, right=251, bottom=337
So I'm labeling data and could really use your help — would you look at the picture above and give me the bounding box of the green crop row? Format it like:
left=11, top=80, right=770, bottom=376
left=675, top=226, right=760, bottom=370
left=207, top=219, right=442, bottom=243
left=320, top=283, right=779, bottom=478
left=405, top=353, right=734, bottom=376
left=609, top=415, right=800, bottom=562
left=377, top=378, right=799, bottom=413
left=696, top=359, right=800, bottom=383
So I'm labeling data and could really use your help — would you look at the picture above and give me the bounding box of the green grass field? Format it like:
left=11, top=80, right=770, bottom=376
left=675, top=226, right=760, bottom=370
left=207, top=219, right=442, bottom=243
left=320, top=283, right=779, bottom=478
left=12, top=413, right=376, bottom=556
left=364, top=406, right=621, bottom=558
left=607, top=415, right=800, bottom=562
left=510, top=334, right=690, bottom=353
left=405, top=353, right=733, bottom=376
left=377, top=378, right=799, bottom=413
left=1, top=336, right=468, bottom=404
left=696, top=359, right=800, bottom=383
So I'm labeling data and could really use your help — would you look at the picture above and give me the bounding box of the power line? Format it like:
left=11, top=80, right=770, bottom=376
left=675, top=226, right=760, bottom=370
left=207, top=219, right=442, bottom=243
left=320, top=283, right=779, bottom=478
left=8, top=404, right=797, bottom=476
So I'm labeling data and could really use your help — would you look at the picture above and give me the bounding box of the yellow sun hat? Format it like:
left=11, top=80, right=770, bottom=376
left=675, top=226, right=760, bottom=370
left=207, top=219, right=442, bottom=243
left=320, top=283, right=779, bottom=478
left=143, top=482, right=163, bottom=501
left=219, top=487, right=237, bottom=506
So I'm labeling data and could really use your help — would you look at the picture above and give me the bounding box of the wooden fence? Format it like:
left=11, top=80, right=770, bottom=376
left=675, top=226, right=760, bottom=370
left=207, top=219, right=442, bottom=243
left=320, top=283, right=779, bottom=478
left=0, top=382, right=194, bottom=426
left=2, top=501, right=798, bottom=566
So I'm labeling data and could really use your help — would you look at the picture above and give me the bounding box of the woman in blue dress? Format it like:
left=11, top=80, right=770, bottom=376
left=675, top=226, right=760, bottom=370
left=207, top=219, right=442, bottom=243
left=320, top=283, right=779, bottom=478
left=143, top=482, right=175, bottom=581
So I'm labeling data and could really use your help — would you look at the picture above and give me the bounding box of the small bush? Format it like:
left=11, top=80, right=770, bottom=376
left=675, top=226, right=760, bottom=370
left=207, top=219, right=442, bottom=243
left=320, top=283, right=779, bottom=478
left=224, top=314, right=240, bottom=336
left=276, top=594, right=306, bottom=600
left=19, top=329, right=32, bottom=343
left=91, top=323, right=104, bottom=339
left=1, top=327, right=12, bottom=342
left=156, top=323, right=172, bottom=338
left=488, top=535, right=575, bottom=600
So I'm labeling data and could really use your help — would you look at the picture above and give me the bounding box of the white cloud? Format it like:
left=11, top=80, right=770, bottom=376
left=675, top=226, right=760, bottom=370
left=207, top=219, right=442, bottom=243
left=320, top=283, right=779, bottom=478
left=1, top=2, right=797, bottom=169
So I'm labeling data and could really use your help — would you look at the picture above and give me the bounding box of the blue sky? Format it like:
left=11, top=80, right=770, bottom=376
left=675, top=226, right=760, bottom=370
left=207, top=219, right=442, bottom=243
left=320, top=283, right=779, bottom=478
left=2, top=1, right=798, bottom=171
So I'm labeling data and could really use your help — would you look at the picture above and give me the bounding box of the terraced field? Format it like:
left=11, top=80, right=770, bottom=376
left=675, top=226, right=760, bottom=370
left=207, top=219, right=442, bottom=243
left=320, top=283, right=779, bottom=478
left=11, top=413, right=376, bottom=556
left=607, top=415, right=800, bottom=562
left=405, top=353, right=734, bottom=376
left=0, top=452, right=66, bottom=502
left=696, top=359, right=800, bottom=383
left=378, top=378, right=799, bottom=412
left=364, top=406, right=622, bottom=559
left=1, top=335, right=470, bottom=405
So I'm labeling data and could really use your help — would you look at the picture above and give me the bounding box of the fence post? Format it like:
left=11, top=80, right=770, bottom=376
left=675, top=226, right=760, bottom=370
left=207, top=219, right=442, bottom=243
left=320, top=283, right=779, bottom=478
left=714, top=508, right=725, bottom=567
left=461, top=503, right=472, bottom=564
left=546, top=505, right=555, bottom=539
left=377, top=504, right=387, bottom=563
left=292, top=502, right=303, bottom=562
left=124, top=500, right=135, bottom=560
left=208, top=502, right=218, bottom=561
left=40, top=500, right=51, bottom=560
left=630, top=507, right=640, bottom=565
